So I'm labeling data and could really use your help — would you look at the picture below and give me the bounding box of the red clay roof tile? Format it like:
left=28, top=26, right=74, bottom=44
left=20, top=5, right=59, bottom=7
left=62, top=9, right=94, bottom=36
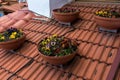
left=0, top=1, right=119, bottom=80
left=115, top=68, right=120, bottom=80
left=107, top=49, right=118, bottom=64
left=2, top=3, right=27, bottom=12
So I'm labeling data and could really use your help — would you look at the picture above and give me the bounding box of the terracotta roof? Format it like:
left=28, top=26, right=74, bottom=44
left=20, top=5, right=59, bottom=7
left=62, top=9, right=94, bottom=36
left=0, top=0, right=2, bottom=3
left=115, top=67, right=120, bottom=80
left=0, top=10, right=34, bottom=32
left=0, top=1, right=120, bottom=80
left=2, top=3, right=27, bottom=12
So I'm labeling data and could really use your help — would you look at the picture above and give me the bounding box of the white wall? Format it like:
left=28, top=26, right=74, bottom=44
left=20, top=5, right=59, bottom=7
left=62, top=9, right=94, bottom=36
left=27, top=0, right=73, bottom=18
left=27, top=0, right=50, bottom=17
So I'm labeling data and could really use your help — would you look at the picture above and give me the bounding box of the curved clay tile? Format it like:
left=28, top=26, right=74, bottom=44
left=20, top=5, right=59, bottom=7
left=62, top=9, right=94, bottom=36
left=13, top=11, right=27, bottom=20
left=23, top=12, right=35, bottom=21
left=7, top=10, right=27, bottom=20
left=7, top=11, right=20, bottom=18
left=0, top=26, right=5, bottom=32
left=12, top=19, right=27, bottom=28
left=0, top=10, right=34, bottom=30
left=0, top=18, right=11, bottom=25
left=19, top=10, right=30, bottom=14
left=0, top=16, right=10, bottom=22
left=3, top=19, right=16, bottom=29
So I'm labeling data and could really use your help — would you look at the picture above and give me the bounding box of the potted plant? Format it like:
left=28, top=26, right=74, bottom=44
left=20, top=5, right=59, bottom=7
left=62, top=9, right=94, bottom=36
left=38, top=34, right=78, bottom=65
left=94, top=9, right=120, bottom=30
left=0, top=27, right=26, bottom=50
left=52, top=8, right=79, bottom=23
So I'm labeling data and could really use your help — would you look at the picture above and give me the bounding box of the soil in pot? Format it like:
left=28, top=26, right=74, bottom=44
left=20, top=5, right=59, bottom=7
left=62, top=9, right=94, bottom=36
left=38, top=34, right=78, bottom=65
left=0, top=27, right=26, bottom=50
left=94, top=9, right=120, bottom=30
left=52, top=8, right=80, bottom=23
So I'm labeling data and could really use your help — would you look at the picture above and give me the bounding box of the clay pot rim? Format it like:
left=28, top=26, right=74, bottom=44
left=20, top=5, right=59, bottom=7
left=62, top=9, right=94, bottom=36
left=0, top=33, right=26, bottom=44
left=38, top=50, right=77, bottom=59
left=94, top=15, right=120, bottom=21
left=52, top=8, right=80, bottom=15
left=37, top=40, right=77, bottom=59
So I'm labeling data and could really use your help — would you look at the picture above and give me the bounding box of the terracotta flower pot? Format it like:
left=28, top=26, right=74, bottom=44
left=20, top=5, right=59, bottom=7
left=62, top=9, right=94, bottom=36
left=52, top=8, right=79, bottom=23
left=0, top=33, right=26, bottom=50
left=94, top=15, right=120, bottom=30
left=38, top=49, right=77, bottom=65
left=38, top=34, right=78, bottom=65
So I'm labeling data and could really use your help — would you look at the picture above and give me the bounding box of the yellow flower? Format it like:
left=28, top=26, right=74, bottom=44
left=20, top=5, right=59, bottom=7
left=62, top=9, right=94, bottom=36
left=42, top=41, right=47, bottom=45
left=12, top=32, right=17, bottom=35
left=99, top=11, right=103, bottom=14
left=49, top=36, right=53, bottom=40
left=95, top=12, right=99, bottom=15
left=9, top=34, right=15, bottom=39
left=103, top=11, right=107, bottom=14
left=47, top=39, right=50, bottom=42
left=52, top=34, right=57, bottom=38
left=19, top=29, right=22, bottom=32
left=62, top=44, right=65, bottom=48
left=0, top=36, right=5, bottom=40
left=44, top=41, right=47, bottom=45
left=41, top=47, right=46, bottom=50
left=45, top=47, right=50, bottom=51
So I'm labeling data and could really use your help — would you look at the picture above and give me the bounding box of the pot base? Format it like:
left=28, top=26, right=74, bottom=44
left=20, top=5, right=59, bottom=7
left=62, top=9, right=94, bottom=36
left=0, top=33, right=26, bottom=50
left=58, top=19, right=79, bottom=26
left=99, top=27, right=118, bottom=33
left=59, top=21, right=71, bottom=26
left=94, top=15, right=120, bottom=30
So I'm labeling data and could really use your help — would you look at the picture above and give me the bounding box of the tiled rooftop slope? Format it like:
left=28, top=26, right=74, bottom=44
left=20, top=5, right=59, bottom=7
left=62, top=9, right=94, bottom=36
left=2, top=3, right=27, bottom=12
left=0, top=10, right=34, bottom=32
left=0, top=1, right=120, bottom=80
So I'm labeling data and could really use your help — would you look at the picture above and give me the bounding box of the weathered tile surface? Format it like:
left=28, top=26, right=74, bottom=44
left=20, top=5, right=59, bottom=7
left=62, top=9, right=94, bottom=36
left=0, top=1, right=119, bottom=80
